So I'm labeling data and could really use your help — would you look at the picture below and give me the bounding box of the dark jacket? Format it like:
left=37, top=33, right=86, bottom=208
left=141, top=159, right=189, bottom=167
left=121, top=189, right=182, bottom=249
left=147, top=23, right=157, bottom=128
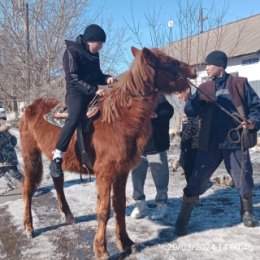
left=185, top=73, right=260, bottom=150
left=0, top=130, right=18, bottom=168
left=63, top=35, right=110, bottom=96
left=144, top=96, right=174, bottom=154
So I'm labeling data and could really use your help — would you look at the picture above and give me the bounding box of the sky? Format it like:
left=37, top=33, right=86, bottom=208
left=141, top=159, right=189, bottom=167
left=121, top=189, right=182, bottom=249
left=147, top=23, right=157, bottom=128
left=86, top=0, right=260, bottom=72
left=88, top=0, right=260, bottom=41
left=89, top=0, right=260, bottom=22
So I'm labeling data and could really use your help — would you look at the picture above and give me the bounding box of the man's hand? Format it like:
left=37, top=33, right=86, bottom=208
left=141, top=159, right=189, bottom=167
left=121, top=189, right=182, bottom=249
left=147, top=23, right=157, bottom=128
left=106, top=77, right=117, bottom=85
left=241, top=119, right=255, bottom=130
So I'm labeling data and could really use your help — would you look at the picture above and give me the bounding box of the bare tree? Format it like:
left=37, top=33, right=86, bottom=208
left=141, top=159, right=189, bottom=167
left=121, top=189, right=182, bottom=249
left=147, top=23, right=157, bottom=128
left=0, top=0, right=128, bottom=118
left=0, top=0, right=91, bottom=112
left=124, top=0, right=235, bottom=133
left=165, top=0, right=230, bottom=64
left=124, top=2, right=170, bottom=49
left=98, top=17, right=129, bottom=75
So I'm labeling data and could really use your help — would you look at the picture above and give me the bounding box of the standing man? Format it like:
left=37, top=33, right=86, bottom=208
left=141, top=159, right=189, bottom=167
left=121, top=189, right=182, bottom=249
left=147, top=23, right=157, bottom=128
left=175, top=50, right=260, bottom=236
left=50, top=24, right=116, bottom=178
left=131, top=94, right=174, bottom=220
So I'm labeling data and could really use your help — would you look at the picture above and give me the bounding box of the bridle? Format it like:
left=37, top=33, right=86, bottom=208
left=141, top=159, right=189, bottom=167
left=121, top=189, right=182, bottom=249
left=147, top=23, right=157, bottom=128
left=141, top=59, right=183, bottom=97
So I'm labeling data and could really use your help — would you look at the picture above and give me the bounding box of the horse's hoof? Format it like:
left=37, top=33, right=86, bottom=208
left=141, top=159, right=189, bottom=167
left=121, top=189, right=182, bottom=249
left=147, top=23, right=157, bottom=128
left=94, top=245, right=110, bottom=260
left=25, top=230, right=35, bottom=238
left=65, top=212, right=76, bottom=224
left=94, top=252, right=109, bottom=260
left=130, top=243, right=139, bottom=254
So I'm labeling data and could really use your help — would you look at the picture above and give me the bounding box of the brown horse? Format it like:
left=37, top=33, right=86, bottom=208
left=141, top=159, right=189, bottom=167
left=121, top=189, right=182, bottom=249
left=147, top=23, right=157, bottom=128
left=19, top=47, right=196, bottom=259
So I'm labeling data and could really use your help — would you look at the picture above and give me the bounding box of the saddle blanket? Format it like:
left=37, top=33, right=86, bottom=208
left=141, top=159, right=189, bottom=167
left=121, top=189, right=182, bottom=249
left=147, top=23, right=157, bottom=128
left=43, top=103, right=100, bottom=128
left=43, top=103, right=67, bottom=128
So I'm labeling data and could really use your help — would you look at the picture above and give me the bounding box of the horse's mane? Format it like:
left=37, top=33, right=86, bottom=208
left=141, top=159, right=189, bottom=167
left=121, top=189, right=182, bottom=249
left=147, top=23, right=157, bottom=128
left=101, top=52, right=155, bottom=123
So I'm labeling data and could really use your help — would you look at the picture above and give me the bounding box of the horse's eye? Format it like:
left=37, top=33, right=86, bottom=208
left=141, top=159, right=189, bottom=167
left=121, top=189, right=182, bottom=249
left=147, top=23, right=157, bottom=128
left=167, top=60, right=179, bottom=70
left=164, top=61, right=177, bottom=67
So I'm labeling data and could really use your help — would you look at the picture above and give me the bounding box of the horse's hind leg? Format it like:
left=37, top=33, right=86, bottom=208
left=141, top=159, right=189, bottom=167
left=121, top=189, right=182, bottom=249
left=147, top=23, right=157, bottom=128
left=112, top=173, right=136, bottom=253
left=22, top=145, right=43, bottom=237
left=52, top=176, right=76, bottom=224
left=94, top=173, right=112, bottom=259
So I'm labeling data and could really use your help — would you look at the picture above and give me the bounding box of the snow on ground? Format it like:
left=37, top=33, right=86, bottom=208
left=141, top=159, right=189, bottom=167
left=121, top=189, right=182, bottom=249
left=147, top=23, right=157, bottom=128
left=0, top=129, right=260, bottom=260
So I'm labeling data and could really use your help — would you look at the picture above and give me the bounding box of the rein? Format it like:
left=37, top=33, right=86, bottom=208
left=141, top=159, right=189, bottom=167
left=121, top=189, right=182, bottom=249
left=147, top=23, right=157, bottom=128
left=187, top=79, right=243, bottom=125
left=187, top=79, right=248, bottom=146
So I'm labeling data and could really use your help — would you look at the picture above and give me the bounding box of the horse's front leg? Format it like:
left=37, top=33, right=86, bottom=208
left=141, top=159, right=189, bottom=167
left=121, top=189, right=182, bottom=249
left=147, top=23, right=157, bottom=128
left=52, top=175, right=76, bottom=224
left=112, top=173, right=136, bottom=253
left=94, top=173, right=112, bottom=259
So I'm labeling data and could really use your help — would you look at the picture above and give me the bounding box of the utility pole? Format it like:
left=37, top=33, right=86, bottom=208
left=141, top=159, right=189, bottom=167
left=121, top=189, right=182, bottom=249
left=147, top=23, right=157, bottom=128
left=25, top=2, right=31, bottom=102
left=199, top=7, right=208, bottom=33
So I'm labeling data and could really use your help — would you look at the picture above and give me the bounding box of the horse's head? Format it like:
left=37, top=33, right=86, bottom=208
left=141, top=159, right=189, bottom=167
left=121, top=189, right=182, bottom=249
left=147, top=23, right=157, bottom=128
left=131, top=47, right=197, bottom=95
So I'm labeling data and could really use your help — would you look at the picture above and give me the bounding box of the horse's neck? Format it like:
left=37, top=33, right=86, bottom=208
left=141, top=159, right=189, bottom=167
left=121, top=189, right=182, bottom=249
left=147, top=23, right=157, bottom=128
left=100, top=83, right=155, bottom=124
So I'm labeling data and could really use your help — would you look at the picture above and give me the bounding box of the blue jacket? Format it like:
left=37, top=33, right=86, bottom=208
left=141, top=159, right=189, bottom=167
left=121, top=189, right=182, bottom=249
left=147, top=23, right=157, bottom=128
left=185, top=73, right=260, bottom=150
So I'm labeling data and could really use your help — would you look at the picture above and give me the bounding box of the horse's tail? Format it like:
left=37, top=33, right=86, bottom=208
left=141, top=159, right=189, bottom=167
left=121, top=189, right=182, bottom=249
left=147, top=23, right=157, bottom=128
left=19, top=106, right=43, bottom=193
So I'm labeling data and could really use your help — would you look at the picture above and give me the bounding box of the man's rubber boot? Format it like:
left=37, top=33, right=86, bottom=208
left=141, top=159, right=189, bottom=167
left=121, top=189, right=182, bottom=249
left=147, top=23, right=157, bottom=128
left=240, top=192, right=257, bottom=227
left=175, top=194, right=198, bottom=236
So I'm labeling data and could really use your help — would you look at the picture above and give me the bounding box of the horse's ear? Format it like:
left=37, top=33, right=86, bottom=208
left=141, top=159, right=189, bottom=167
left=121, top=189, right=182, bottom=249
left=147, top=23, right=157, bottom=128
left=131, top=46, right=140, bottom=57
left=141, top=48, right=157, bottom=64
